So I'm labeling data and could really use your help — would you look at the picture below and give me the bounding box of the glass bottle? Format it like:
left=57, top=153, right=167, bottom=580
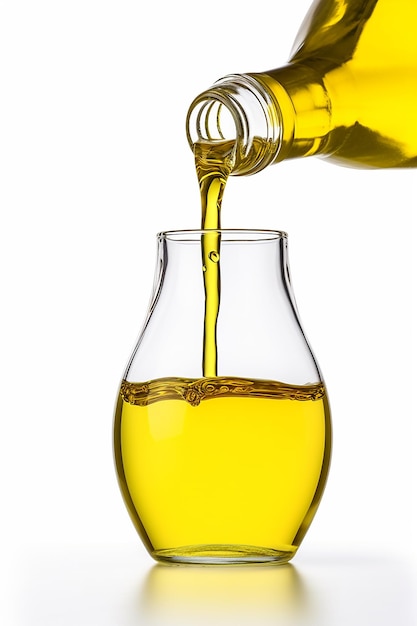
left=113, top=230, right=332, bottom=565
left=186, top=0, right=417, bottom=172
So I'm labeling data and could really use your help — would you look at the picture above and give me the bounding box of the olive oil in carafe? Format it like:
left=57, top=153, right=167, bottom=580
left=113, top=143, right=333, bottom=564
left=114, top=377, right=331, bottom=564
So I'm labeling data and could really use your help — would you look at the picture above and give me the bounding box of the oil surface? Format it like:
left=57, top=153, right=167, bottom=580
left=114, top=377, right=331, bottom=564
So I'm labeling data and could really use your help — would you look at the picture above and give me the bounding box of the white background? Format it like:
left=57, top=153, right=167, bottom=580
left=1, top=1, right=415, bottom=624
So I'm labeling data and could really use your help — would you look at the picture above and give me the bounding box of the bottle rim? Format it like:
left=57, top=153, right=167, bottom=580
left=186, top=74, right=282, bottom=176
left=158, top=229, right=288, bottom=242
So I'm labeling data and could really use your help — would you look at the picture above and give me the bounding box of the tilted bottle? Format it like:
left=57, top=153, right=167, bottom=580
left=186, top=0, right=417, bottom=172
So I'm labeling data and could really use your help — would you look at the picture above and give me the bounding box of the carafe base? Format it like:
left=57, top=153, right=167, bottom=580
left=152, top=544, right=296, bottom=566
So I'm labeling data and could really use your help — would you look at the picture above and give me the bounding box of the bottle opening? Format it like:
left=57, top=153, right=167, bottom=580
left=187, top=98, right=238, bottom=144
left=186, top=75, right=282, bottom=176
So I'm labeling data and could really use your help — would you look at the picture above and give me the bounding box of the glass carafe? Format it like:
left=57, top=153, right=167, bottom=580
left=113, top=229, right=332, bottom=565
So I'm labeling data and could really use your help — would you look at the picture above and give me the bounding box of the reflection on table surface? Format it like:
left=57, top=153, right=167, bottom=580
left=17, top=546, right=416, bottom=626
left=141, top=562, right=307, bottom=625
left=138, top=553, right=415, bottom=626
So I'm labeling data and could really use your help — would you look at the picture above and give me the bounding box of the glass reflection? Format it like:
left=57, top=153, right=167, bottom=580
left=139, top=562, right=314, bottom=626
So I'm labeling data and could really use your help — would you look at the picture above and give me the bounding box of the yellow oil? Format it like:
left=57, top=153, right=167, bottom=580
left=114, top=377, right=331, bottom=564
left=195, top=140, right=235, bottom=376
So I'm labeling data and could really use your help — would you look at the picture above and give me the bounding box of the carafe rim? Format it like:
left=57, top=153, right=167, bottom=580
left=158, top=229, right=288, bottom=242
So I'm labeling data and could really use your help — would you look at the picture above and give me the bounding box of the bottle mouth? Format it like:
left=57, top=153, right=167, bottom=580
left=186, top=75, right=282, bottom=176
left=186, top=86, right=243, bottom=149
left=159, top=229, right=288, bottom=242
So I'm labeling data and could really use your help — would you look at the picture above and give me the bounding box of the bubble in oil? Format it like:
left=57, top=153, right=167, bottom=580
left=202, top=265, right=207, bottom=272
left=209, top=251, right=220, bottom=263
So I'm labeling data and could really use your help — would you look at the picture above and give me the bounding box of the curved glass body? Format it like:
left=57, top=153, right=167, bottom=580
left=114, top=230, right=332, bottom=565
left=187, top=0, right=417, bottom=172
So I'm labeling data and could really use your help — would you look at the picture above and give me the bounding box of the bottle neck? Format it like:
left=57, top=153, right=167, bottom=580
left=186, top=66, right=331, bottom=175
